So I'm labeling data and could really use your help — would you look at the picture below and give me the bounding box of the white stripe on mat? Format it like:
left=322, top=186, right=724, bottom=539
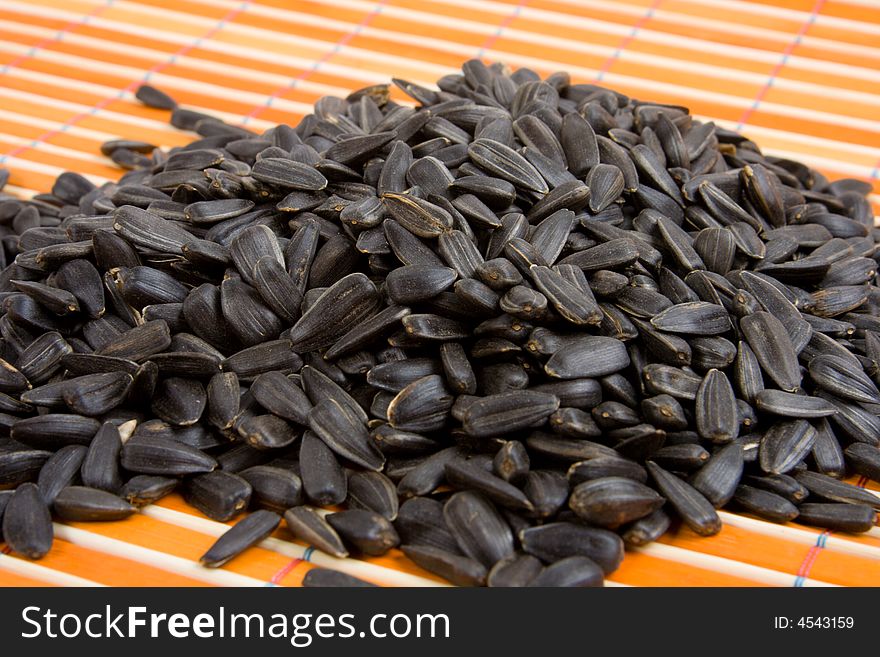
left=426, top=0, right=880, bottom=59
left=0, top=551, right=104, bottom=586
left=52, top=523, right=268, bottom=586
left=0, top=156, right=111, bottom=186
left=0, top=108, right=119, bottom=143
left=181, top=0, right=880, bottom=67
left=0, top=42, right=317, bottom=117
left=0, top=132, right=112, bottom=165
left=14, top=0, right=880, bottom=91
left=632, top=543, right=838, bottom=587
left=717, top=511, right=880, bottom=562
left=2, top=184, right=41, bottom=198
left=13, top=0, right=880, bottom=135
left=6, top=17, right=880, bottom=169
left=0, top=70, right=282, bottom=131
left=6, top=3, right=880, bottom=164
left=0, top=21, right=348, bottom=101
left=142, top=505, right=450, bottom=587
left=668, top=0, right=880, bottom=36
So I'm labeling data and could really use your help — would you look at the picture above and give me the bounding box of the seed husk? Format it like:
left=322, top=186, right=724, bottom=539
left=60, top=372, right=133, bottom=417
left=184, top=471, right=252, bottom=522
left=402, top=544, right=487, bottom=587
left=688, top=442, right=743, bottom=507
left=309, top=398, right=384, bottom=471
left=283, top=506, right=348, bottom=558
left=301, top=568, right=377, bottom=587
left=647, top=461, right=721, bottom=536
left=695, top=369, right=739, bottom=444
left=569, top=477, right=664, bottom=528
left=80, top=422, right=123, bottom=493
left=740, top=311, right=802, bottom=393
left=327, top=509, right=400, bottom=556
left=299, top=431, right=347, bottom=506
left=121, top=435, right=217, bottom=475
left=544, top=336, right=629, bottom=379
left=445, top=457, right=534, bottom=512
left=794, top=503, right=876, bottom=533
left=793, top=470, right=880, bottom=509
left=53, top=486, right=136, bottom=521
left=444, top=491, right=514, bottom=569
left=239, top=466, right=303, bottom=512
left=759, top=419, right=817, bottom=475
left=347, top=471, right=399, bottom=520
left=519, top=522, right=624, bottom=575
left=528, top=556, right=604, bottom=587
left=3, top=483, right=53, bottom=559
left=12, top=414, right=101, bottom=449
left=289, top=273, right=381, bottom=352
left=621, top=509, right=672, bottom=547
left=487, top=553, right=545, bottom=588
left=733, top=485, right=799, bottom=524
left=754, top=390, right=837, bottom=418
left=650, top=302, right=731, bottom=335
left=463, top=390, right=559, bottom=437
left=200, top=510, right=281, bottom=567
left=151, top=377, right=206, bottom=426
left=36, top=444, right=87, bottom=505
left=121, top=475, right=178, bottom=507
left=844, top=443, right=880, bottom=482
left=808, top=354, right=880, bottom=405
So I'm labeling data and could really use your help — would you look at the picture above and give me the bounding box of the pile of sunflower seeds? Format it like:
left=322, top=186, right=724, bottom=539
left=0, top=59, right=878, bottom=587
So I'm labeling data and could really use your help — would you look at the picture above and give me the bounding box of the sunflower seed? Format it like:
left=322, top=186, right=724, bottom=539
left=3, top=483, right=52, bottom=559
left=184, top=471, right=252, bottom=521
left=794, top=503, right=876, bottom=533
left=121, top=435, right=216, bottom=475
left=200, top=510, right=281, bottom=567
left=327, top=509, right=400, bottom=556
left=35, top=444, right=86, bottom=505
left=647, top=461, right=721, bottom=536
left=444, top=491, right=513, bottom=569
left=80, top=422, right=122, bottom=493
left=53, top=486, right=135, bottom=522
left=759, top=419, right=817, bottom=475
left=121, top=475, right=178, bottom=507
left=740, top=311, right=802, bottom=392
left=732, top=485, right=799, bottom=524
left=302, top=568, right=376, bottom=587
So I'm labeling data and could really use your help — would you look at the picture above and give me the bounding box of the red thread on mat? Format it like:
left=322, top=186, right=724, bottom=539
left=476, top=0, right=529, bottom=58
left=242, top=0, right=389, bottom=123
left=594, top=0, right=662, bottom=82
left=269, top=558, right=303, bottom=585
left=0, top=1, right=250, bottom=164
left=795, top=529, right=830, bottom=585
left=736, top=0, right=826, bottom=129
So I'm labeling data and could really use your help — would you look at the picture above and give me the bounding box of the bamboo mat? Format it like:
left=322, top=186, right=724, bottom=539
left=0, top=0, right=878, bottom=587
